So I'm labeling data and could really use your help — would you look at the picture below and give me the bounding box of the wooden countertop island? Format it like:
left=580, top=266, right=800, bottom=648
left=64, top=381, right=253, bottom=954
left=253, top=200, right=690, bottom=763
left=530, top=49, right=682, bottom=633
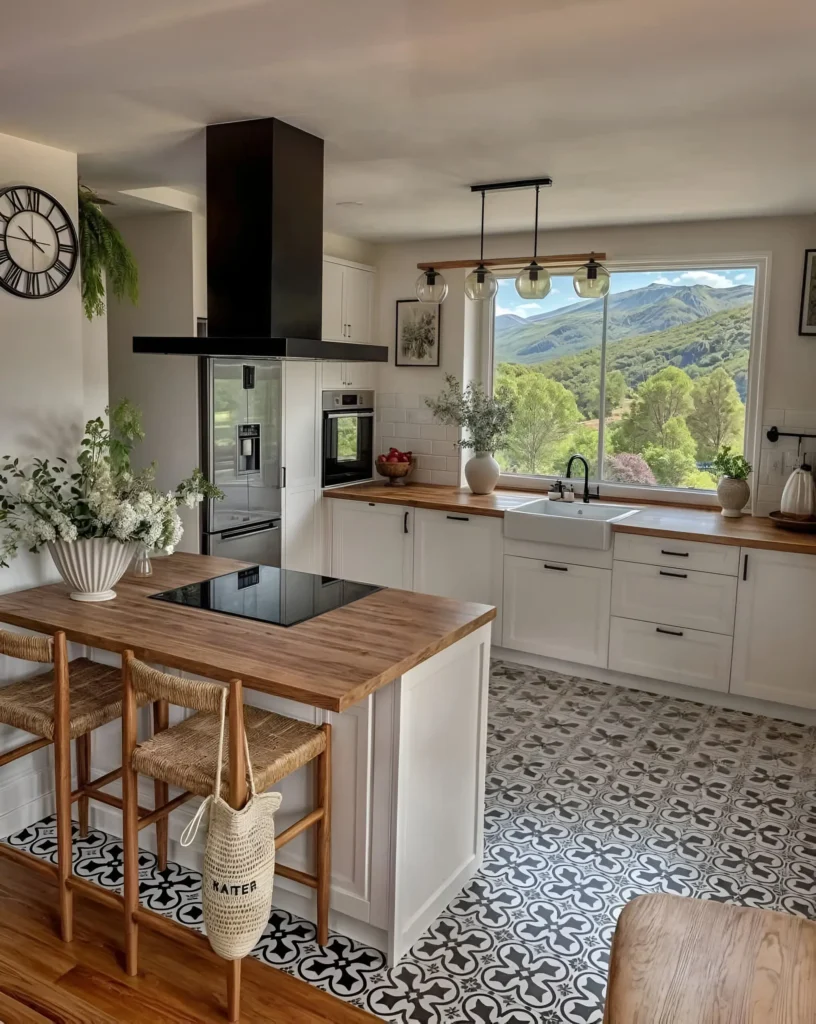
left=0, top=553, right=494, bottom=964
left=325, top=482, right=816, bottom=556
left=0, top=553, right=495, bottom=712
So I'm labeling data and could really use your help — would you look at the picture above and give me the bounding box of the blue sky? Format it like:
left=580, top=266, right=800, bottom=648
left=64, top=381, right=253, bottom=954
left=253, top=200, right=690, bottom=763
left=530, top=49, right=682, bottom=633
left=495, top=266, right=756, bottom=319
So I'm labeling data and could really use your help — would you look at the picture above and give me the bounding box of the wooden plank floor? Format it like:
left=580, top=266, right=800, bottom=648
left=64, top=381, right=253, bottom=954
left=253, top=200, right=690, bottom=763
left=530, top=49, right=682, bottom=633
left=0, top=858, right=376, bottom=1023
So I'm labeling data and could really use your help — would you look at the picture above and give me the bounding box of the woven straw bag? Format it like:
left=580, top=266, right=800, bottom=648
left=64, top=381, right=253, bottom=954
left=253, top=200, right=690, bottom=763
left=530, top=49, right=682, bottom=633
left=180, top=691, right=282, bottom=959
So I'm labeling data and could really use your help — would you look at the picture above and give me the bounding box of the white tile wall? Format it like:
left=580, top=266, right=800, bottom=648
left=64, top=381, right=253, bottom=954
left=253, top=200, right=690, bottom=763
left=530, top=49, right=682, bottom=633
left=755, top=408, right=816, bottom=516
left=376, top=391, right=462, bottom=486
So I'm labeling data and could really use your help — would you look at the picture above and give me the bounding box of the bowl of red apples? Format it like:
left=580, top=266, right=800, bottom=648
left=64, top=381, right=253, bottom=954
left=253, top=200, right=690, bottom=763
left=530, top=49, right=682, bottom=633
left=375, top=448, right=415, bottom=486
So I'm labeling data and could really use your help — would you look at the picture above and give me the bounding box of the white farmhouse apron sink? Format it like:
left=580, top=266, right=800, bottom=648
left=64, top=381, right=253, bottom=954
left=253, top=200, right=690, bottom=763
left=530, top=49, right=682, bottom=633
left=504, top=499, right=641, bottom=550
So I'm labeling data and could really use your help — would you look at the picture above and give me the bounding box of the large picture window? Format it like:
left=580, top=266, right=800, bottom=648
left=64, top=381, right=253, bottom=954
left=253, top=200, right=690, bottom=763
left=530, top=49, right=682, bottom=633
left=492, top=265, right=758, bottom=492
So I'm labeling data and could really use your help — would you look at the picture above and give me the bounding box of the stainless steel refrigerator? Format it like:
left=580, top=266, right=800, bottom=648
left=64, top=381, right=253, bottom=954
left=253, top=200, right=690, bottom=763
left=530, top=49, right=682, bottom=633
left=201, top=358, right=283, bottom=567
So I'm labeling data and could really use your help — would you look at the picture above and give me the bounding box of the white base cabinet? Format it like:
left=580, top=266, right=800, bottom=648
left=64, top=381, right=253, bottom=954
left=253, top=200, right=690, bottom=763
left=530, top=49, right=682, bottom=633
left=330, top=500, right=413, bottom=589
left=609, top=616, right=733, bottom=692
left=502, top=554, right=611, bottom=668
left=730, top=548, right=816, bottom=708
left=412, top=508, right=503, bottom=643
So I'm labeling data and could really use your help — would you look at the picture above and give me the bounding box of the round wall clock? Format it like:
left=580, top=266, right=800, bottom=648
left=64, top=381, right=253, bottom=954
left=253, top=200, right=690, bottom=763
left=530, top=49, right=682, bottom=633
left=0, top=185, right=79, bottom=299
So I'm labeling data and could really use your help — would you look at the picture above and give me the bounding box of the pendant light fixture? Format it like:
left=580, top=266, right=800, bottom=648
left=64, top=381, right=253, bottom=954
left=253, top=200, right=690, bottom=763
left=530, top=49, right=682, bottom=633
left=515, top=184, right=551, bottom=300
left=415, top=266, right=448, bottom=304
left=464, top=190, right=498, bottom=302
left=573, top=253, right=610, bottom=299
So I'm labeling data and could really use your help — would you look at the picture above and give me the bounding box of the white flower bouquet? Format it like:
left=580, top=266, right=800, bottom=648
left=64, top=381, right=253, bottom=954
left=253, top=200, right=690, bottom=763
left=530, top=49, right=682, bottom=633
left=0, top=400, right=222, bottom=598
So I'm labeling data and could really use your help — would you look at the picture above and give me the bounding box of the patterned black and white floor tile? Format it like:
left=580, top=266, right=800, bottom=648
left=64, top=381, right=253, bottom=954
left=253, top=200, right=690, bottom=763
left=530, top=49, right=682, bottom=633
left=6, top=659, right=816, bottom=1023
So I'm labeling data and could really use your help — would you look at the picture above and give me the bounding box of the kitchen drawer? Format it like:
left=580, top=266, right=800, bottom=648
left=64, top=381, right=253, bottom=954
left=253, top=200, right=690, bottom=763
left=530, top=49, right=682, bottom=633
left=612, top=559, right=737, bottom=635
left=609, top=616, right=733, bottom=692
left=613, top=532, right=740, bottom=576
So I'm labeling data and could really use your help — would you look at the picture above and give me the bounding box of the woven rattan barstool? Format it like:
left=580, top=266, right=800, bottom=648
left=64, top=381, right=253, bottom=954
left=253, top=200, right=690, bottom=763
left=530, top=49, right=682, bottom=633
left=121, top=652, right=332, bottom=1024
left=0, top=628, right=153, bottom=941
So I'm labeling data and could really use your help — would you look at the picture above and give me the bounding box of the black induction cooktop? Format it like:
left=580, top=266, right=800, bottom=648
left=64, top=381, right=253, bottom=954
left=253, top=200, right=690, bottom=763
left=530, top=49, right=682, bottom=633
left=150, top=565, right=380, bottom=628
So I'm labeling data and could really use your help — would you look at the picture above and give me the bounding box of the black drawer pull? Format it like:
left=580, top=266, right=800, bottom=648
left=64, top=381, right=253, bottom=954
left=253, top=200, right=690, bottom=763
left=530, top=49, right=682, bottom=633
left=656, top=626, right=684, bottom=637
left=661, top=549, right=689, bottom=557
left=446, top=515, right=470, bottom=522
left=659, top=570, right=688, bottom=579
left=544, top=563, right=568, bottom=572
left=403, top=511, right=409, bottom=534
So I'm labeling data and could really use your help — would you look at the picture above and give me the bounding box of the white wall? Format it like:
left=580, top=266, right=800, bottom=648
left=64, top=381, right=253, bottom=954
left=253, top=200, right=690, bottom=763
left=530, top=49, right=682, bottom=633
left=0, top=131, right=106, bottom=834
left=323, top=231, right=378, bottom=267
left=373, top=215, right=816, bottom=506
left=107, top=211, right=201, bottom=549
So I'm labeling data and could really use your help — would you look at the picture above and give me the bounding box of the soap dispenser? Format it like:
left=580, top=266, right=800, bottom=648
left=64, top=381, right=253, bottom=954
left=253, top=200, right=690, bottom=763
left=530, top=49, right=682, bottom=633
left=780, top=458, right=816, bottom=519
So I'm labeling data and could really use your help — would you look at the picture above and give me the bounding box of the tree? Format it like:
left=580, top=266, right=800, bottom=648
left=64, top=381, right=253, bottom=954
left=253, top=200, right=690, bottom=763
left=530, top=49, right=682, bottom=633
left=604, top=452, right=656, bottom=485
left=687, top=368, right=744, bottom=461
left=590, top=370, right=626, bottom=420
left=496, top=368, right=580, bottom=475
left=559, top=423, right=599, bottom=478
left=610, top=367, right=694, bottom=455
left=642, top=416, right=698, bottom=486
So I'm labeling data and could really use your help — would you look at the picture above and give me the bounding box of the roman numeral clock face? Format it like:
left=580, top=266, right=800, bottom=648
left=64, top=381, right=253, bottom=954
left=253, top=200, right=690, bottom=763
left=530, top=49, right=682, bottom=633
left=0, top=186, right=78, bottom=299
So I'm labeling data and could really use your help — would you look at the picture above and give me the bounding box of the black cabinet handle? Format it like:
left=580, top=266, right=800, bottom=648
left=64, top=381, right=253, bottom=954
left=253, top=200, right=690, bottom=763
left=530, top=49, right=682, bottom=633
left=403, top=511, right=409, bottom=534
left=661, top=549, right=689, bottom=557
left=544, top=563, right=568, bottom=572
left=743, top=553, right=749, bottom=581
left=656, top=626, right=684, bottom=637
left=659, top=570, right=688, bottom=579
left=446, top=515, right=470, bottom=522
left=281, top=466, right=286, bottom=489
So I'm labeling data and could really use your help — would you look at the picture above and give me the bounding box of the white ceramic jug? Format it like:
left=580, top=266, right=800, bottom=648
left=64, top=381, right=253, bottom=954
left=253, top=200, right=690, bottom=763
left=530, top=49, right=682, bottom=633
left=780, top=463, right=816, bottom=518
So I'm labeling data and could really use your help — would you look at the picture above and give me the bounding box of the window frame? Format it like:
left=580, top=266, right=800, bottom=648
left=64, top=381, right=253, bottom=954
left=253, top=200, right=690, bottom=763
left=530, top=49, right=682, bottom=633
left=485, top=253, right=771, bottom=509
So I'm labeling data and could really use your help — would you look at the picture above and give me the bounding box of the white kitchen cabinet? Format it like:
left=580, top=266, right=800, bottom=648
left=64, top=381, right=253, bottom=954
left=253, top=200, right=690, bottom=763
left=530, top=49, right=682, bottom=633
left=730, top=548, right=816, bottom=708
left=321, top=258, right=375, bottom=344
left=281, top=361, right=321, bottom=574
left=611, top=559, right=737, bottom=636
left=503, top=554, right=611, bottom=668
left=614, top=532, right=740, bottom=576
left=609, top=616, right=733, bottom=692
left=330, top=500, right=413, bottom=589
left=413, top=508, right=503, bottom=642
left=321, top=362, right=375, bottom=390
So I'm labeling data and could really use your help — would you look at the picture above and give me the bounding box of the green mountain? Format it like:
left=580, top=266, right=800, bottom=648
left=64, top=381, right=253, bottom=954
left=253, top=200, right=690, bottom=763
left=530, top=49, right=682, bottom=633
left=495, top=283, right=754, bottom=365
left=533, top=304, right=753, bottom=416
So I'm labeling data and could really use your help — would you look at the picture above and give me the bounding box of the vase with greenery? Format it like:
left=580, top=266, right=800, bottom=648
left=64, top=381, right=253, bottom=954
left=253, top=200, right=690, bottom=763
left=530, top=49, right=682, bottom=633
left=711, top=445, right=752, bottom=517
left=426, top=375, right=515, bottom=494
left=78, top=184, right=139, bottom=320
left=0, top=400, right=222, bottom=600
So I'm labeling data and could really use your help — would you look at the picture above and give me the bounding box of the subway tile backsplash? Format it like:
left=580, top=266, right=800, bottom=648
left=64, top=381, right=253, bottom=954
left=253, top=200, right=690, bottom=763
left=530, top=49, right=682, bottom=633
left=755, top=409, right=816, bottom=517
left=376, top=392, right=462, bottom=486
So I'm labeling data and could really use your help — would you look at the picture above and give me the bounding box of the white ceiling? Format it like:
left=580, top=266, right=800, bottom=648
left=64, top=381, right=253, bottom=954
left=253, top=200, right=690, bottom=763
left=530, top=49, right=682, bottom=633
left=2, top=0, right=815, bottom=242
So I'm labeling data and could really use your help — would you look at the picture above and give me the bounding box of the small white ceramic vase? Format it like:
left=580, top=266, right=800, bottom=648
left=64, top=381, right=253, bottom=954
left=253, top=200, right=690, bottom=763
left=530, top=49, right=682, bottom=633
left=464, top=452, right=500, bottom=495
left=716, top=476, right=750, bottom=518
left=48, top=538, right=137, bottom=602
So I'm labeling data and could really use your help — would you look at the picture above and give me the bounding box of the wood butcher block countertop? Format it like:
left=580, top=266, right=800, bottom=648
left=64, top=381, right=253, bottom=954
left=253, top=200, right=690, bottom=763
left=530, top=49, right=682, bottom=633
left=0, top=554, right=494, bottom=712
left=325, top=482, right=816, bottom=555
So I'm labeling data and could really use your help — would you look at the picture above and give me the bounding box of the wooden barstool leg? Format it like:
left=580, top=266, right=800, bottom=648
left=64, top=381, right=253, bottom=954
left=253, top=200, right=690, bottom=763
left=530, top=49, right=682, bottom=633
left=54, top=632, right=73, bottom=943
left=227, top=679, right=247, bottom=1024
left=122, top=651, right=140, bottom=976
left=227, top=959, right=242, bottom=1024
left=152, top=700, right=169, bottom=872
left=76, top=733, right=91, bottom=839
left=316, top=723, right=332, bottom=946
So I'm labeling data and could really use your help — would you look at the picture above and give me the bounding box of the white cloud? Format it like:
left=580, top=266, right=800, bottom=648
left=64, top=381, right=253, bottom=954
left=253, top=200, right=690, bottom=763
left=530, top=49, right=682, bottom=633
left=734, top=273, right=748, bottom=282
left=495, top=304, right=515, bottom=317
left=653, top=270, right=735, bottom=289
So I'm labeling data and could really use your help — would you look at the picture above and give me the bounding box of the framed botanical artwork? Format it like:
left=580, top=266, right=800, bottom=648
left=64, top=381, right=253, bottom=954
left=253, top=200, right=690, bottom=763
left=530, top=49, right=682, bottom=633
left=395, top=299, right=441, bottom=367
left=799, top=249, right=816, bottom=336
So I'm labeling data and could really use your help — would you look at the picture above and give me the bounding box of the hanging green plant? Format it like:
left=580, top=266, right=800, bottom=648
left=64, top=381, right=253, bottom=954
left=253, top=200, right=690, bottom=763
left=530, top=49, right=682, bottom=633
left=77, top=184, right=139, bottom=320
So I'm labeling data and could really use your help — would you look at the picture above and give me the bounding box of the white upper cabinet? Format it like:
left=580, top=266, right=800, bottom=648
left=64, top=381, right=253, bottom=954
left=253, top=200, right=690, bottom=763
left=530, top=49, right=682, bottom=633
left=330, top=500, right=413, bottom=590
left=321, top=258, right=375, bottom=344
left=413, top=509, right=503, bottom=642
left=730, top=548, right=816, bottom=708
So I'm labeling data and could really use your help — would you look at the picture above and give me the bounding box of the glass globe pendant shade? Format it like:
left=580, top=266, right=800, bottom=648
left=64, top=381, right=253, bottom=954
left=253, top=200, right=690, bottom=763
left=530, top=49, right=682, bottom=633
left=515, top=261, right=551, bottom=300
left=415, top=268, right=448, bottom=304
left=464, top=264, right=498, bottom=302
left=573, top=257, right=610, bottom=299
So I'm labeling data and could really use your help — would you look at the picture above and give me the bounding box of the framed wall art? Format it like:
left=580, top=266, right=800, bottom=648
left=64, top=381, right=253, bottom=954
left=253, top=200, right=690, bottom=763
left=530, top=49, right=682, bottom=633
left=395, top=299, right=441, bottom=366
left=799, top=249, right=816, bottom=336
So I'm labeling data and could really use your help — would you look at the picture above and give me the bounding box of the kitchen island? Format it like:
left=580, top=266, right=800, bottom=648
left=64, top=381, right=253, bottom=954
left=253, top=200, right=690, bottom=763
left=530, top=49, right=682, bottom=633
left=0, top=554, right=495, bottom=962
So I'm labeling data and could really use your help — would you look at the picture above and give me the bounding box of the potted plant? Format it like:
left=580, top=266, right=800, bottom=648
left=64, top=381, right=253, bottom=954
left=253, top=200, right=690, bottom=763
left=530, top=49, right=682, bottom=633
left=426, top=375, right=514, bottom=494
left=0, top=400, right=222, bottom=601
left=711, top=445, right=752, bottom=518
left=78, top=184, right=139, bottom=320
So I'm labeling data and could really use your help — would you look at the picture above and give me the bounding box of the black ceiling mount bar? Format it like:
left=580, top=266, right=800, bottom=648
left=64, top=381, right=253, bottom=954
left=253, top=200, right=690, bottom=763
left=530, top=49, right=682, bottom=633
left=766, top=426, right=816, bottom=443
left=470, top=177, right=553, bottom=193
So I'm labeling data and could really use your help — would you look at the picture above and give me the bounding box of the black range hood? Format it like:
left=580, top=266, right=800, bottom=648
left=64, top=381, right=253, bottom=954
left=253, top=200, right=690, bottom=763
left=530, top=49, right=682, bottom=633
left=133, top=117, right=386, bottom=364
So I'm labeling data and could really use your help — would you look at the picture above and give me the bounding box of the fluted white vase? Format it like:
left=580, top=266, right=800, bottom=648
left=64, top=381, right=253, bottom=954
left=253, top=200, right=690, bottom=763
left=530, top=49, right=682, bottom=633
left=48, top=538, right=137, bottom=602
